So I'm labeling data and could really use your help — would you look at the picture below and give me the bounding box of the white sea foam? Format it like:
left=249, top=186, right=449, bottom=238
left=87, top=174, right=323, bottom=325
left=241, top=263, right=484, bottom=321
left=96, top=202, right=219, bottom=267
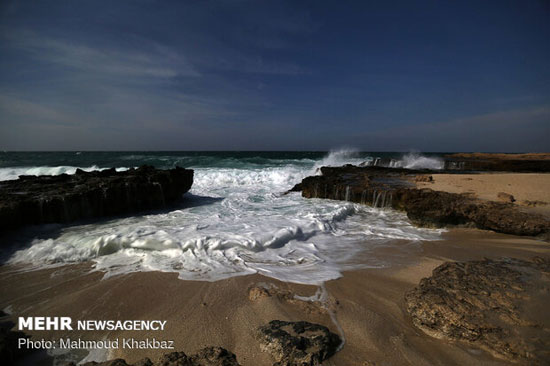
left=6, top=151, right=443, bottom=285
left=0, top=166, right=128, bottom=181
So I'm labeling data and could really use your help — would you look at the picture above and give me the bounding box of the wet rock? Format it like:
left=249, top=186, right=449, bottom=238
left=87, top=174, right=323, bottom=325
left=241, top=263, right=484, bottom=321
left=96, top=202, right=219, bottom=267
left=396, top=188, right=549, bottom=237
left=295, top=165, right=416, bottom=207
left=248, top=284, right=328, bottom=315
left=292, top=165, right=550, bottom=238
left=497, top=192, right=515, bottom=202
left=133, top=359, right=154, bottom=366
left=81, top=359, right=132, bottom=366
left=156, top=347, right=239, bottom=366
left=443, top=153, right=550, bottom=172
left=156, top=351, right=190, bottom=366
left=248, top=286, right=271, bottom=301
left=189, top=347, right=239, bottom=366
left=523, top=200, right=548, bottom=207
left=414, top=175, right=433, bottom=183
left=0, top=327, right=36, bottom=365
left=0, top=165, right=193, bottom=233
left=77, top=347, right=238, bottom=366
left=405, top=257, right=550, bottom=364
left=257, top=320, right=341, bottom=366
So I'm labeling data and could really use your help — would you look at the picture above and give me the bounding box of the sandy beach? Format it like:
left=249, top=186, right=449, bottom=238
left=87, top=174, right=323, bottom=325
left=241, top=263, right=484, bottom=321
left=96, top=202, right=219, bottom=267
left=1, top=228, right=549, bottom=366
left=1, top=155, right=550, bottom=365
left=2, top=0, right=549, bottom=363
left=417, top=173, right=550, bottom=217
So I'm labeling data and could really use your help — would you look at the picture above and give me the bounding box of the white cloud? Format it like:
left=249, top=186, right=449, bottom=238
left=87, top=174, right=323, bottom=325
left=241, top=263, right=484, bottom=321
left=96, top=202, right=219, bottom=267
left=4, top=30, right=200, bottom=79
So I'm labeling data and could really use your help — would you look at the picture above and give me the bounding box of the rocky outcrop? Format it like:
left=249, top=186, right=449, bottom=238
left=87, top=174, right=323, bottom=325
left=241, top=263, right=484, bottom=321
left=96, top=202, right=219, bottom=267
left=405, top=257, right=550, bottom=364
left=291, top=165, right=417, bottom=209
left=394, top=189, right=548, bottom=237
left=256, top=320, right=341, bottom=366
left=291, top=165, right=550, bottom=238
left=0, top=325, right=34, bottom=365
left=0, top=166, right=193, bottom=233
left=444, top=153, right=550, bottom=172
left=497, top=192, right=515, bottom=203
left=72, top=347, right=239, bottom=366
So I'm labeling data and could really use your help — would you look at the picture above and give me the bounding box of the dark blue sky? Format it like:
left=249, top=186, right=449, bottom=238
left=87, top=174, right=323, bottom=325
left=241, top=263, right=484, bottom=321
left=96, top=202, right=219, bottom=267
left=0, top=0, right=549, bottom=151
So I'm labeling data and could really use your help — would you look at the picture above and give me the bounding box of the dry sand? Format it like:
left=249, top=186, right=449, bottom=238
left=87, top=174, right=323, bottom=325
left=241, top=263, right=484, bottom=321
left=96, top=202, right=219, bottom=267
left=1, top=229, right=549, bottom=366
left=446, top=153, right=550, bottom=160
left=416, top=173, right=550, bottom=216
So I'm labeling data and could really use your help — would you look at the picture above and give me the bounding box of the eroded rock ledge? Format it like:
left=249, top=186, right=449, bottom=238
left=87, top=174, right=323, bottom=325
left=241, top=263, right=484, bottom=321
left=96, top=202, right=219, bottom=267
left=257, top=320, right=342, bottom=366
left=405, top=257, right=550, bottom=365
left=444, top=153, right=550, bottom=172
left=72, top=346, right=239, bottom=366
left=290, top=165, right=549, bottom=238
left=0, top=165, right=193, bottom=232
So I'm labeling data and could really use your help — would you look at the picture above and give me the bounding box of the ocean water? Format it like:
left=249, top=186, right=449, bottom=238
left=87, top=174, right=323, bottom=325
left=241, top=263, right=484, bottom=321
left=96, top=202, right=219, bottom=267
left=1, top=150, right=444, bottom=284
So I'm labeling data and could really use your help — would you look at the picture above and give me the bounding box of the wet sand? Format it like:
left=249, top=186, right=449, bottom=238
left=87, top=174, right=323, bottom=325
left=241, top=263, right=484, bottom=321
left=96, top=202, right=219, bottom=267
left=1, top=229, right=549, bottom=366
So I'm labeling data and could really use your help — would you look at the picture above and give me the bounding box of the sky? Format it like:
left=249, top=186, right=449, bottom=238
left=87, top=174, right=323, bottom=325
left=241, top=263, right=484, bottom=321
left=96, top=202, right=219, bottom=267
left=0, top=0, right=549, bottom=152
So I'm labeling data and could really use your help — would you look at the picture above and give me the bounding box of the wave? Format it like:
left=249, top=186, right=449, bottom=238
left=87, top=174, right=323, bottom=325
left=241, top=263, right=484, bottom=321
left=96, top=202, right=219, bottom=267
left=6, top=202, right=441, bottom=284
left=311, top=149, right=443, bottom=172
left=0, top=166, right=129, bottom=181
left=3, top=150, right=444, bottom=284
left=357, top=152, right=444, bottom=170
left=399, top=152, right=444, bottom=170
left=6, top=168, right=442, bottom=285
left=312, top=148, right=363, bottom=172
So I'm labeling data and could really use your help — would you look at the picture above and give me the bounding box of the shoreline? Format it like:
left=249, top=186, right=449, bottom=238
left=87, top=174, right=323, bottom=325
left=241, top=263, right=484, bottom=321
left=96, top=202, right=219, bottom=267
left=1, top=154, right=549, bottom=365
left=2, top=228, right=549, bottom=365
left=294, top=166, right=550, bottom=239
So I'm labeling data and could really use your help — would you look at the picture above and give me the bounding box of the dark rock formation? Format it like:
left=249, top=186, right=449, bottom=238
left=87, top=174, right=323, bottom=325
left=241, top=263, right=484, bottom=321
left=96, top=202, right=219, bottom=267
left=76, top=347, right=239, bottom=366
left=256, top=320, right=341, bottom=366
left=294, top=165, right=416, bottom=207
left=291, top=165, right=550, bottom=238
left=395, top=189, right=548, bottom=237
left=405, top=257, right=550, bottom=365
left=156, top=347, right=239, bottom=366
left=0, top=165, right=193, bottom=233
left=0, top=326, right=35, bottom=365
left=444, top=153, right=550, bottom=172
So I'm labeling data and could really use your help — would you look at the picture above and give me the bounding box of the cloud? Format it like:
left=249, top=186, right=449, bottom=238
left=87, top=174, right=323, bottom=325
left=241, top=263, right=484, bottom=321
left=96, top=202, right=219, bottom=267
left=213, top=54, right=307, bottom=75
left=0, top=94, right=75, bottom=125
left=4, top=30, right=200, bottom=79
left=1, top=1, right=547, bottom=151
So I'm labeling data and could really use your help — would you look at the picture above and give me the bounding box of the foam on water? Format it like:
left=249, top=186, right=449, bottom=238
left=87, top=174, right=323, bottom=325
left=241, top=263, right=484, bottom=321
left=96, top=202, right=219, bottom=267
left=0, top=166, right=128, bottom=181
left=4, top=151, right=443, bottom=284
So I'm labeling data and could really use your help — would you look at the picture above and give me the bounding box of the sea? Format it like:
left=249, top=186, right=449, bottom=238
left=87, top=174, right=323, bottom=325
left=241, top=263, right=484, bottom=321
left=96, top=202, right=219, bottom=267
left=0, top=150, right=445, bottom=285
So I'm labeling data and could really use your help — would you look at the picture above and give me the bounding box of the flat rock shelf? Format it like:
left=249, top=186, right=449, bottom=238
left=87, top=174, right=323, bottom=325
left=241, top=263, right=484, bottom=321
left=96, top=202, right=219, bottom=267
left=0, top=165, right=193, bottom=233
left=405, top=257, right=550, bottom=365
left=290, top=165, right=550, bottom=239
